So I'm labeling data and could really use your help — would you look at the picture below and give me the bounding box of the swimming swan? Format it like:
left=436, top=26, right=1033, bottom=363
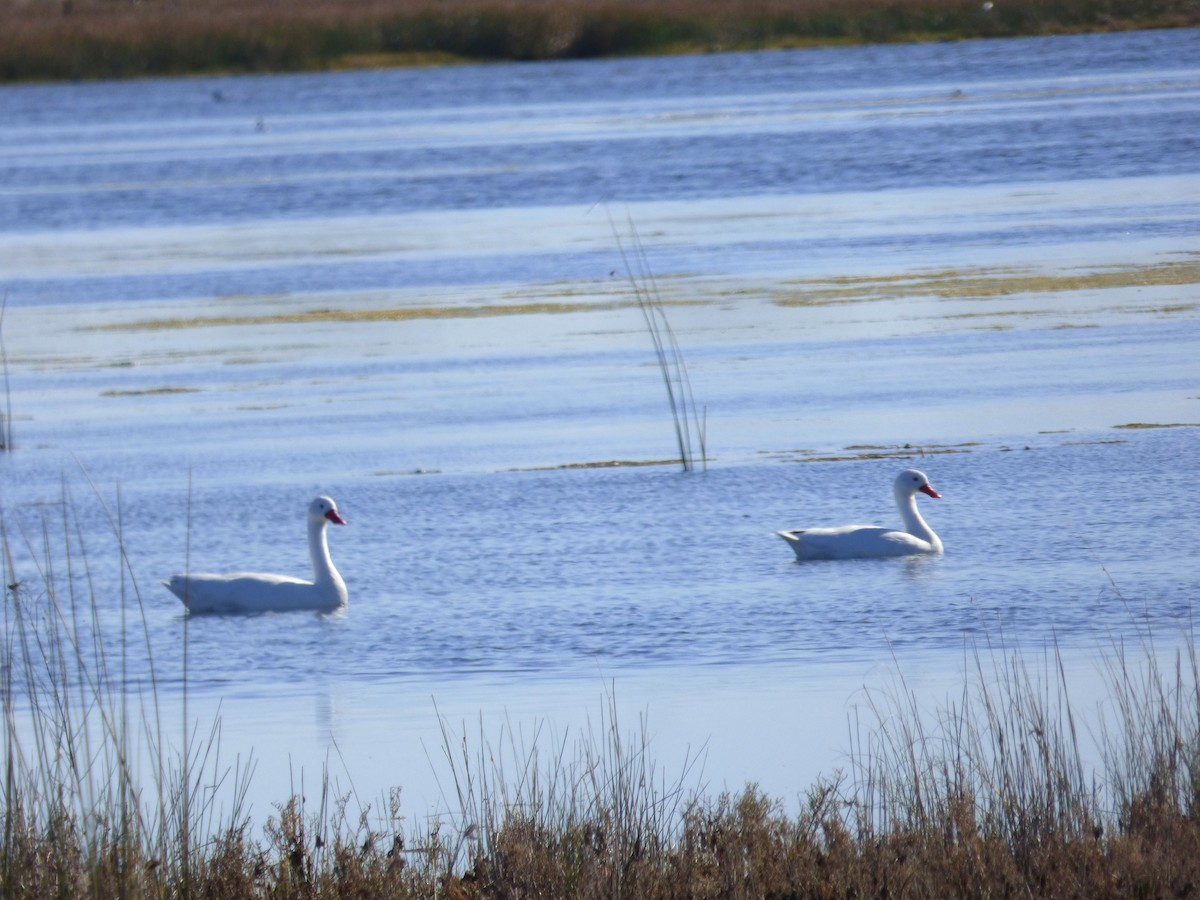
left=777, top=469, right=942, bottom=561
left=163, top=495, right=348, bottom=613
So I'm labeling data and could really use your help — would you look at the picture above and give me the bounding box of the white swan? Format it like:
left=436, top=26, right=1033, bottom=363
left=777, top=469, right=943, bottom=561
left=162, top=495, right=348, bottom=613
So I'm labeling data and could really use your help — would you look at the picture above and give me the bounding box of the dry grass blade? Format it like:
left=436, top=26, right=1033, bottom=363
left=427, top=688, right=707, bottom=894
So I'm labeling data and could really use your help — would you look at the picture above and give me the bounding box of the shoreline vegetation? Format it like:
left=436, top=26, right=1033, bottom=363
left=7, top=490, right=1200, bottom=896
left=1, top=0, right=1198, bottom=84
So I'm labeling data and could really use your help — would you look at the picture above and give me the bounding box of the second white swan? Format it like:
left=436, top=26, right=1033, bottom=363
left=162, top=495, right=348, bottom=613
left=777, top=469, right=943, bottom=561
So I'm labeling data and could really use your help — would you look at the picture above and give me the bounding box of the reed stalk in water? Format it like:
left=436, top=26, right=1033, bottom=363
left=612, top=214, right=708, bottom=472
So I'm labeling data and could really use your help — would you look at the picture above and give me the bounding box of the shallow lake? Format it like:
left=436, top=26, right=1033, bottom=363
left=1, top=28, right=1199, bottom=829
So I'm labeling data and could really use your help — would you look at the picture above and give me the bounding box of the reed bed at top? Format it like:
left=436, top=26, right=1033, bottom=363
left=2, top=0, right=1196, bottom=82
left=5, top=487, right=1200, bottom=897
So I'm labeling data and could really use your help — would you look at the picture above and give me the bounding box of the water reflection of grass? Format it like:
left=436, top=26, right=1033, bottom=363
left=4, top=0, right=1197, bottom=82
left=8, top=491, right=1200, bottom=895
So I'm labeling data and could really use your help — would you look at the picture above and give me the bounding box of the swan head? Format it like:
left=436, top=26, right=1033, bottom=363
left=895, top=469, right=940, bottom=500
left=309, top=495, right=347, bottom=526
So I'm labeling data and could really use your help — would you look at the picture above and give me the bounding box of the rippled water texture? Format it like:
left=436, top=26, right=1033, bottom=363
left=1, top=28, right=1198, bottom=816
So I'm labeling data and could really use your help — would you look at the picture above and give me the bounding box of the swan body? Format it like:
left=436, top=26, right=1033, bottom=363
left=163, top=495, right=348, bottom=613
left=778, top=469, right=942, bottom=561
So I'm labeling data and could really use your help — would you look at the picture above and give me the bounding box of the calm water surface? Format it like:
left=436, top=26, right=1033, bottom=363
left=1, top=28, right=1199, bottom=821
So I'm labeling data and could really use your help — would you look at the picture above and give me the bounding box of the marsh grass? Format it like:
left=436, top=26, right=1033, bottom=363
left=1, top=481, right=256, bottom=895
left=838, top=622, right=1200, bottom=897
left=6, top=486, right=1200, bottom=895
left=429, top=697, right=707, bottom=896
left=3, top=0, right=1196, bottom=82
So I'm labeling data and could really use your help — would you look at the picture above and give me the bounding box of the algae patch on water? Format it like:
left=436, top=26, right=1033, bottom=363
left=1113, top=422, right=1200, bottom=429
left=92, top=296, right=707, bottom=332
left=764, top=441, right=981, bottom=463
left=771, top=259, right=1200, bottom=307
left=514, top=457, right=686, bottom=472
left=100, top=386, right=200, bottom=397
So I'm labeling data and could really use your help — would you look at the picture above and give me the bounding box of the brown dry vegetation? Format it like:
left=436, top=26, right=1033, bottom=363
left=9, top=782, right=1200, bottom=898
left=2, top=0, right=1198, bottom=82
left=8, top=650, right=1200, bottom=899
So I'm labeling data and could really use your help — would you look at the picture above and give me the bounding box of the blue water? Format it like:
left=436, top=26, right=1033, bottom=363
left=1, top=28, right=1199, bottom=822
left=2, top=29, right=1199, bottom=301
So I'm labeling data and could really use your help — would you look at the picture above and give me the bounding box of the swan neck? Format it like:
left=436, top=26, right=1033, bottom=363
left=895, top=487, right=940, bottom=549
left=308, top=519, right=342, bottom=587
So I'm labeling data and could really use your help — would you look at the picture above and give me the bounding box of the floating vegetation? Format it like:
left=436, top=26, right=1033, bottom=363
left=516, top=457, right=684, bottom=472
left=1113, top=422, right=1200, bottom=429
left=92, top=297, right=708, bottom=332
left=767, top=441, right=979, bottom=463
left=773, top=259, right=1200, bottom=307
left=100, top=386, right=201, bottom=397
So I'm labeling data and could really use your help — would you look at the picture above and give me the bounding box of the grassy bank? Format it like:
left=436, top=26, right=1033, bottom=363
left=6, top=490, right=1200, bottom=897
left=1, top=0, right=1196, bottom=83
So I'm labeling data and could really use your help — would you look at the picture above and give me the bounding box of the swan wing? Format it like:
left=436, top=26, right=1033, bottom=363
left=162, top=572, right=336, bottom=614
left=777, top=526, right=937, bottom=561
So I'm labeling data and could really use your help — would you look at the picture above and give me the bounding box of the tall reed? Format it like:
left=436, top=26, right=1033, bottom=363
left=612, top=214, right=708, bottom=472
left=0, top=481, right=257, bottom=896
left=430, top=693, right=706, bottom=895
left=842, top=629, right=1200, bottom=894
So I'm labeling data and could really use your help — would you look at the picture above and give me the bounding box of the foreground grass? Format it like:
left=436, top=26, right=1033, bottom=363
left=6, top=491, right=1200, bottom=897
left=2, top=0, right=1197, bottom=82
